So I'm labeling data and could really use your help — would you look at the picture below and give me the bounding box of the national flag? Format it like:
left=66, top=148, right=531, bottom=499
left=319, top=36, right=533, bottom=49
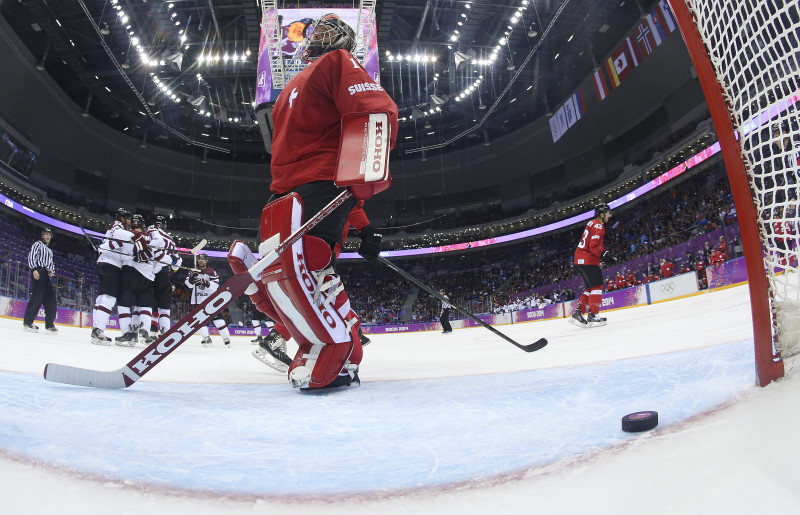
left=593, top=69, right=609, bottom=100
left=647, top=10, right=668, bottom=45
left=605, top=57, right=621, bottom=89
left=549, top=114, right=563, bottom=142
left=635, top=22, right=657, bottom=57
left=572, top=90, right=586, bottom=118
left=658, top=0, right=678, bottom=33
left=607, top=44, right=633, bottom=86
left=625, top=36, right=639, bottom=68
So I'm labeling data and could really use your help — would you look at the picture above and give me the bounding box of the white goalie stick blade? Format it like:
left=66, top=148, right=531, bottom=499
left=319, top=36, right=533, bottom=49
left=43, top=364, right=140, bottom=389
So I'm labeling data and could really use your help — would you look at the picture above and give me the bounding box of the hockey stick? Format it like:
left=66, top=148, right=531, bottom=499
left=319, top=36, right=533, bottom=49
left=43, top=190, right=352, bottom=389
left=85, top=232, right=207, bottom=255
left=376, top=256, right=548, bottom=353
left=80, top=225, right=204, bottom=272
left=79, top=223, right=100, bottom=254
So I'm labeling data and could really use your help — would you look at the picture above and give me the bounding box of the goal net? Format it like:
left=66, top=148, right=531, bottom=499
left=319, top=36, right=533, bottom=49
left=668, top=0, right=800, bottom=384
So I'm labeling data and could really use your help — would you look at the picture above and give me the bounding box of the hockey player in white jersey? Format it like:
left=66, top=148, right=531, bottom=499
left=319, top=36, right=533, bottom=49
left=90, top=208, right=132, bottom=345
left=147, top=215, right=181, bottom=337
left=115, top=214, right=156, bottom=346
left=185, top=253, right=231, bottom=347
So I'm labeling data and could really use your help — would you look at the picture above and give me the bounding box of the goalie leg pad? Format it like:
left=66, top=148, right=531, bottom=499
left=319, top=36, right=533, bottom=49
left=229, top=240, right=292, bottom=340
left=289, top=339, right=355, bottom=389
left=257, top=195, right=364, bottom=387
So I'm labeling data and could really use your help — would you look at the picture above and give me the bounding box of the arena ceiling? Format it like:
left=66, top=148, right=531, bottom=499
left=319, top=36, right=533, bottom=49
left=2, top=0, right=643, bottom=162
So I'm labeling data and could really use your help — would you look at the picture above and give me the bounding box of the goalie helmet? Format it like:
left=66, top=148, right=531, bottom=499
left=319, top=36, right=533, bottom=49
left=295, top=13, right=356, bottom=63
left=594, top=203, right=611, bottom=217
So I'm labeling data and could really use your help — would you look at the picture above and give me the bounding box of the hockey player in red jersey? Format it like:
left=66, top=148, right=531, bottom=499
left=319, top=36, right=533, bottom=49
left=570, top=204, right=616, bottom=327
left=659, top=258, right=675, bottom=278
left=614, top=271, right=627, bottom=290
left=229, top=13, right=398, bottom=390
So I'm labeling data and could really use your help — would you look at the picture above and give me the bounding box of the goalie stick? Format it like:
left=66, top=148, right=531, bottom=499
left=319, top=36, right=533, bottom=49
left=44, top=190, right=353, bottom=389
left=377, top=256, right=548, bottom=353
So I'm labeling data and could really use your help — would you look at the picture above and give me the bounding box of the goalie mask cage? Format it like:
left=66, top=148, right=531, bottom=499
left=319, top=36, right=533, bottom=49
left=667, top=0, right=800, bottom=385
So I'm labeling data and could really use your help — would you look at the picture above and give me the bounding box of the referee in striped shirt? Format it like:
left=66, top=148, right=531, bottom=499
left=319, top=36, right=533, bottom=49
left=23, top=227, right=57, bottom=333
left=439, top=290, right=453, bottom=334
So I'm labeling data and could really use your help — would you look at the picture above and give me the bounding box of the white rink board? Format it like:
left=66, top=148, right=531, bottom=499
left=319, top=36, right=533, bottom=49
left=648, top=272, right=699, bottom=303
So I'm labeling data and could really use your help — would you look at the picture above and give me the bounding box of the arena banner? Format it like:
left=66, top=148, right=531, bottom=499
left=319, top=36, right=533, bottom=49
left=602, top=284, right=648, bottom=310
left=512, top=303, right=562, bottom=324
left=706, top=257, right=747, bottom=289
left=0, top=298, right=84, bottom=326
left=646, top=272, right=699, bottom=303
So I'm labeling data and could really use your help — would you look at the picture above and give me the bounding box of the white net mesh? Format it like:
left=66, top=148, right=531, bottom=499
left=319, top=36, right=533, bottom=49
left=686, top=0, right=800, bottom=356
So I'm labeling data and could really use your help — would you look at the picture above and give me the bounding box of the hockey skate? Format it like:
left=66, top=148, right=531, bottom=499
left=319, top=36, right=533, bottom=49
left=586, top=312, right=607, bottom=327
left=252, top=328, right=290, bottom=372
left=359, top=329, right=371, bottom=347
left=251, top=335, right=263, bottom=345
left=45, top=326, right=58, bottom=334
left=568, top=310, right=588, bottom=328
left=23, top=323, right=39, bottom=333
left=90, top=328, right=112, bottom=346
left=294, top=364, right=360, bottom=391
left=223, top=339, right=231, bottom=348
left=139, top=329, right=155, bottom=345
left=115, top=330, right=138, bottom=347
left=200, top=336, right=213, bottom=347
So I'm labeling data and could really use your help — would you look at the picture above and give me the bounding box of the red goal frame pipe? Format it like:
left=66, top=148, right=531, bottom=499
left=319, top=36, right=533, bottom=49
left=668, top=0, right=783, bottom=385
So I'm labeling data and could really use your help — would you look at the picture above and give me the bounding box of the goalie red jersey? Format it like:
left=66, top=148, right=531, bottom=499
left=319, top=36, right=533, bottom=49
left=573, top=218, right=606, bottom=266
left=270, top=49, right=399, bottom=194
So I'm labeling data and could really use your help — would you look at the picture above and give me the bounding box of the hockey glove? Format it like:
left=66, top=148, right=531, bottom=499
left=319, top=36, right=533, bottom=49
left=601, top=250, right=617, bottom=265
left=169, top=255, right=183, bottom=272
left=187, top=270, right=201, bottom=285
left=358, top=225, right=382, bottom=261
left=131, top=233, right=152, bottom=263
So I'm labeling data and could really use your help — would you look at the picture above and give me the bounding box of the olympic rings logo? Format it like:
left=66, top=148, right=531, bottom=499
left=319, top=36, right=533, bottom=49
left=660, top=282, right=676, bottom=293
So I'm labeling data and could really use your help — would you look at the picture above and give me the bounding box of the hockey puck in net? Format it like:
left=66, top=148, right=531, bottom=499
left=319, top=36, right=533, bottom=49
left=621, top=411, right=658, bottom=433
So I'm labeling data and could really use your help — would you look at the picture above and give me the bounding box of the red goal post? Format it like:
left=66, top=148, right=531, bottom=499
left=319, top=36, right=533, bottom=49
left=667, top=0, right=800, bottom=385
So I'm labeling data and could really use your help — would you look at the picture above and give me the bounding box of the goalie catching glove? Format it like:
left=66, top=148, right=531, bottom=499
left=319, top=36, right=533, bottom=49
left=601, top=250, right=617, bottom=265
left=358, top=225, right=382, bottom=261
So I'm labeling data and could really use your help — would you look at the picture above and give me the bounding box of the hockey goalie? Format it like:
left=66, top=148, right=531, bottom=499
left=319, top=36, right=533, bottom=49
left=229, top=13, right=398, bottom=390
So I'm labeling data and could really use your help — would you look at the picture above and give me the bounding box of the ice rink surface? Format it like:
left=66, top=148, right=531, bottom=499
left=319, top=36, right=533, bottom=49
left=1, top=284, right=800, bottom=513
